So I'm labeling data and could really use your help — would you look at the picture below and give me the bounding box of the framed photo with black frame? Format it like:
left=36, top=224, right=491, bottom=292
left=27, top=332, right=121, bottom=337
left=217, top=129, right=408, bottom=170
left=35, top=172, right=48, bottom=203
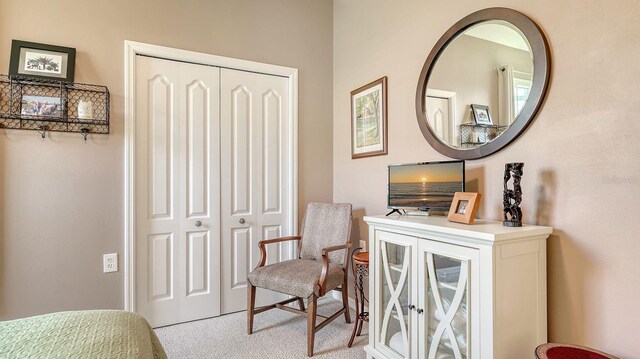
left=9, top=40, right=76, bottom=82
left=471, top=104, right=493, bottom=125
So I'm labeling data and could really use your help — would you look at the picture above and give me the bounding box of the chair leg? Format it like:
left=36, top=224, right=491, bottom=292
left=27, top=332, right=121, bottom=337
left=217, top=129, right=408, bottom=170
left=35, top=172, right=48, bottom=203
left=247, top=282, right=256, bottom=335
left=341, top=285, right=351, bottom=324
left=297, top=297, right=306, bottom=312
left=307, top=295, right=317, bottom=357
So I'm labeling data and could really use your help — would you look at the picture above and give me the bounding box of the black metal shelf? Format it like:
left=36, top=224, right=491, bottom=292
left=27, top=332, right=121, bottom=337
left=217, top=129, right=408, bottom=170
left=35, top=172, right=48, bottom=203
left=459, top=123, right=508, bottom=148
left=0, top=74, right=109, bottom=139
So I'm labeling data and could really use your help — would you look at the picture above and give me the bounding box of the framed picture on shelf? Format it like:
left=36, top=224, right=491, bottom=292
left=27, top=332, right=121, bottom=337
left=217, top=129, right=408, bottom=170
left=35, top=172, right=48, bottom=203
left=351, top=76, right=388, bottom=159
left=20, top=95, right=63, bottom=118
left=9, top=40, right=76, bottom=82
left=471, top=104, right=492, bottom=125
left=447, top=192, right=482, bottom=224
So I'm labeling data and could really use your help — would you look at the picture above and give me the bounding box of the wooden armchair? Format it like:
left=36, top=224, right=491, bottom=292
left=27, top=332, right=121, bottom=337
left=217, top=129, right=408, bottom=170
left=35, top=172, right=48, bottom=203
left=247, top=203, right=353, bottom=357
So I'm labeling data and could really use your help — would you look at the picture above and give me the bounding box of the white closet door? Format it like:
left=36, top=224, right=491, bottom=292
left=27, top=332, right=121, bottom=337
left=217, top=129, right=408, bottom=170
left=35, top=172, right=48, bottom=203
left=177, top=62, right=221, bottom=323
left=220, top=68, right=291, bottom=314
left=135, top=56, right=220, bottom=327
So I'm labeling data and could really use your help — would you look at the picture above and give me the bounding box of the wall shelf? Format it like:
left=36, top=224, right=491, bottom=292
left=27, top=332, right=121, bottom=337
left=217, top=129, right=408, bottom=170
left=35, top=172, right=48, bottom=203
left=0, top=74, right=109, bottom=139
left=459, top=123, right=507, bottom=148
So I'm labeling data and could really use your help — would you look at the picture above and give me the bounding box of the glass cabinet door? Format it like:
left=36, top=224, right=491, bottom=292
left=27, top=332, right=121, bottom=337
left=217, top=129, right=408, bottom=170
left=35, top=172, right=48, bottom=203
left=376, top=233, right=413, bottom=358
left=422, top=249, right=473, bottom=359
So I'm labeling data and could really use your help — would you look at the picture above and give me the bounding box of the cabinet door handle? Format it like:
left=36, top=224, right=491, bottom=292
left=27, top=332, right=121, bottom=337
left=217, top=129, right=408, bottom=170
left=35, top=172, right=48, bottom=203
left=417, top=308, right=424, bottom=314
left=408, top=305, right=416, bottom=311
left=195, top=221, right=202, bottom=227
left=239, top=218, right=246, bottom=224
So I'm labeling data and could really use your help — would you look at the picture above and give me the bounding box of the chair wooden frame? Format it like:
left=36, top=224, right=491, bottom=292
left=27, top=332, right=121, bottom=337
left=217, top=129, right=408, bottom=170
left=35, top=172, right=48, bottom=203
left=247, top=233, right=353, bottom=357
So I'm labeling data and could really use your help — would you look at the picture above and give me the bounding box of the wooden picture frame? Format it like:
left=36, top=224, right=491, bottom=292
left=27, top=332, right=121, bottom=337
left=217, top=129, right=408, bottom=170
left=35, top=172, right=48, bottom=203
left=447, top=192, right=482, bottom=224
left=351, top=76, right=388, bottom=159
left=9, top=40, right=76, bottom=82
left=471, top=104, right=492, bottom=125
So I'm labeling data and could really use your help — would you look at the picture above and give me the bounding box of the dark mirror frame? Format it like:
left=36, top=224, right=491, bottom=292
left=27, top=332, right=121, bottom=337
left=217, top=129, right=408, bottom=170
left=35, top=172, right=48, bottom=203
left=416, top=7, right=551, bottom=160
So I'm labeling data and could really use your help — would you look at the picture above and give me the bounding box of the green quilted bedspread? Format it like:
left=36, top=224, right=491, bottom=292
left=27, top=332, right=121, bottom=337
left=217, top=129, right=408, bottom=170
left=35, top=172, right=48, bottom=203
left=0, top=310, right=168, bottom=359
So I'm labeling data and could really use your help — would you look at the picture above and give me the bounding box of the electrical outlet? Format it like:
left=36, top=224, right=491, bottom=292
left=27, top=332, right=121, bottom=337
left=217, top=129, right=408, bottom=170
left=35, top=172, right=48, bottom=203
left=359, top=240, right=367, bottom=251
left=103, top=253, right=118, bottom=273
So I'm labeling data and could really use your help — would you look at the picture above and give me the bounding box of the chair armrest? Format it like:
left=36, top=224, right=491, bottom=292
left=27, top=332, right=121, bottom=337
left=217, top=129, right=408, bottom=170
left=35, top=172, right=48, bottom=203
left=256, top=236, right=302, bottom=268
left=318, top=243, right=352, bottom=296
left=321, top=243, right=351, bottom=257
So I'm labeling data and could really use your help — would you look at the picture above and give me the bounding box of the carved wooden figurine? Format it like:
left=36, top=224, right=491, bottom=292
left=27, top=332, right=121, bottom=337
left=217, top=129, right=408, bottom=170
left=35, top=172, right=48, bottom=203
left=503, top=162, right=524, bottom=227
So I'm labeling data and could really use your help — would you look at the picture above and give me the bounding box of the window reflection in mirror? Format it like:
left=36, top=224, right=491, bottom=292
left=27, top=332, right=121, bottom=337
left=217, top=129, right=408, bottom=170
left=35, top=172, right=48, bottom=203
left=425, top=20, right=533, bottom=149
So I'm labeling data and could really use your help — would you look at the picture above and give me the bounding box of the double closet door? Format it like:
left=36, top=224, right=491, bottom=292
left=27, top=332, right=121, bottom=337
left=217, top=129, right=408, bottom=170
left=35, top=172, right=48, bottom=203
left=135, top=55, right=293, bottom=327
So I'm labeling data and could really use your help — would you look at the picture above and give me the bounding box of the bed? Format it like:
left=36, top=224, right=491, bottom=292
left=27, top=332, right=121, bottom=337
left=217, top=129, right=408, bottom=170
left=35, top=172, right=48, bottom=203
left=0, top=310, right=168, bottom=359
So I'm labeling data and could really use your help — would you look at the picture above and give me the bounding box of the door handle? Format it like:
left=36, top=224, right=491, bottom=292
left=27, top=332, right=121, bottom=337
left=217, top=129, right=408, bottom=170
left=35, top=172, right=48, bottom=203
left=417, top=308, right=424, bottom=314
left=195, top=221, right=202, bottom=227
left=408, top=304, right=416, bottom=311
left=239, top=218, right=246, bottom=224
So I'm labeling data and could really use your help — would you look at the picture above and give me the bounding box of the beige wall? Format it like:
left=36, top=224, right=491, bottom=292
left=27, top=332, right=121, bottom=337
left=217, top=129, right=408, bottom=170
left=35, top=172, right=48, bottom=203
left=334, top=0, right=640, bottom=357
left=0, top=0, right=333, bottom=320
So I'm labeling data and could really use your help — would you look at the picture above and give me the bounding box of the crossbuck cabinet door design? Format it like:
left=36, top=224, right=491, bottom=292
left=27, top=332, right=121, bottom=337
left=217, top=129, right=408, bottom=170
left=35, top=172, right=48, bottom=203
left=365, top=215, right=551, bottom=359
left=373, top=230, right=479, bottom=359
left=374, top=231, right=415, bottom=359
left=417, top=239, right=480, bottom=359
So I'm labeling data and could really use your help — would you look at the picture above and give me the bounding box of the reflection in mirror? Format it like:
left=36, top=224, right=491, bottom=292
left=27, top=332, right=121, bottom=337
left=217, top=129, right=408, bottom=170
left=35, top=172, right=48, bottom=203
left=425, top=20, right=533, bottom=149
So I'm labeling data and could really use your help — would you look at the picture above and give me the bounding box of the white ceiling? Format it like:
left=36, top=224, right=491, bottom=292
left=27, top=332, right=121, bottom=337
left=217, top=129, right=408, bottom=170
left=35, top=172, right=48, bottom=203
left=464, top=22, right=530, bottom=51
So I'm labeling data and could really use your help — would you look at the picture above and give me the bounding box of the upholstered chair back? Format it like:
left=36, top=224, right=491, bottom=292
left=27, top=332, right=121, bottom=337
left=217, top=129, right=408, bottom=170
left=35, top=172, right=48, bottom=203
left=299, top=203, right=352, bottom=266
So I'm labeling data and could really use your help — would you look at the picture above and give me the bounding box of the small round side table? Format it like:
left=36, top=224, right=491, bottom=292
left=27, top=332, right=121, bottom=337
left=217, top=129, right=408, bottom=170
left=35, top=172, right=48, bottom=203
left=348, top=249, right=369, bottom=348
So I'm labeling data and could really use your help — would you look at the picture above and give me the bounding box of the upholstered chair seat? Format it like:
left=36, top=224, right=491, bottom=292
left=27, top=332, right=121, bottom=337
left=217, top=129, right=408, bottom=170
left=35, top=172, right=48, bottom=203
left=248, top=259, right=345, bottom=299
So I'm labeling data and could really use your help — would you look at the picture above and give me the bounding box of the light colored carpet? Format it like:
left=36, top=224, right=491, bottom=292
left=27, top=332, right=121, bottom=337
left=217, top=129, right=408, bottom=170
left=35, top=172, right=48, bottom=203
left=155, top=298, right=368, bottom=359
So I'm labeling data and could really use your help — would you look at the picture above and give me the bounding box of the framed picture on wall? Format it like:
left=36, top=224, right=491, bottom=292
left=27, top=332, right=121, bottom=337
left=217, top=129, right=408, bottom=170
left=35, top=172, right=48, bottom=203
left=9, top=40, right=76, bottom=82
left=351, top=76, right=388, bottom=159
left=471, top=104, right=493, bottom=125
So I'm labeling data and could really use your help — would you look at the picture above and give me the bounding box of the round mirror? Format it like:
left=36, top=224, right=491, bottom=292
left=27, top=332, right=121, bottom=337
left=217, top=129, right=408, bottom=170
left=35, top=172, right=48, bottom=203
left=416, top=8, right=550, bottom=159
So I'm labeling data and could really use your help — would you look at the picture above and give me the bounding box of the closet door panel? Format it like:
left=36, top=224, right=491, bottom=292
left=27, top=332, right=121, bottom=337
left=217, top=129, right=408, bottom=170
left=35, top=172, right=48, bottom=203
left=260, top=84, right=291, bottom=268
left=230, top=85, right=252, bottom=215
left=135, top=56, right=181, bottom=327
left=221, top=68, right=291, bottom=314
left=178, top=63, right=220, bottom=322
left=185, top=79, right=209, bottom=218
left=135, top=56, right=221, bottom=327
left=262, top=89, right=282, bottom=214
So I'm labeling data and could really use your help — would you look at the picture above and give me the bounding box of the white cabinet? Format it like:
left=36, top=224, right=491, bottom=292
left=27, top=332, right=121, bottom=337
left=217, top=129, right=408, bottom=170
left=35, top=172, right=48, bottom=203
left=364, top=215, right=552, bottom=359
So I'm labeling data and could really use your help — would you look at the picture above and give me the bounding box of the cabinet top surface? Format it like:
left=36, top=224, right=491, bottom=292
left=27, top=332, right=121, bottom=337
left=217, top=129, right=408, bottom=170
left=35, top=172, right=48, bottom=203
left=364, top=214, right=552, bottom=243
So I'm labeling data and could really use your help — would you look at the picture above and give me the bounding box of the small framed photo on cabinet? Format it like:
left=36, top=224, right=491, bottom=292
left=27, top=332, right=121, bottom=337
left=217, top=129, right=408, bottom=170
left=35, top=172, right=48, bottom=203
left=447, top=192, right=482, bottom=224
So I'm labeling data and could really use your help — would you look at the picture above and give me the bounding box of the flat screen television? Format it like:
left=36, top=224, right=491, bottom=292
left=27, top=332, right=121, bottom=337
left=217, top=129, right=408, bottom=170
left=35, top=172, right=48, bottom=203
left=388, top=160, right=465, bottom=212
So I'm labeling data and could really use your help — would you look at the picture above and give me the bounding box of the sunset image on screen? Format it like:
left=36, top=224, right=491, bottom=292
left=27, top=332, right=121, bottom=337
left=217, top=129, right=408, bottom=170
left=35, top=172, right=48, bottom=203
left=390, top=162, right=463, bottom=183
left=389, top=162, right=463, bottom=209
